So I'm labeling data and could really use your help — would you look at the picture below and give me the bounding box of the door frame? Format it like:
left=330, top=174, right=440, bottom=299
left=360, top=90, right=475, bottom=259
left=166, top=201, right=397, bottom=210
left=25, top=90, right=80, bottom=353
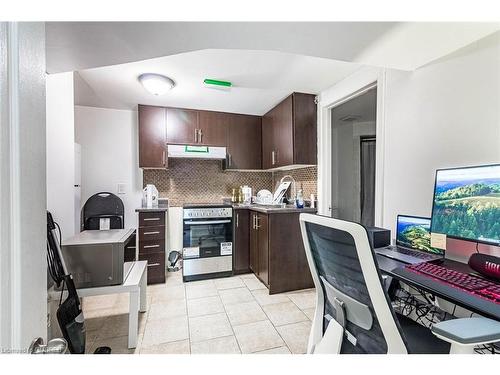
left=317, top=66, right=387, bottom=227
left=0, top=22, right=47, bottom=352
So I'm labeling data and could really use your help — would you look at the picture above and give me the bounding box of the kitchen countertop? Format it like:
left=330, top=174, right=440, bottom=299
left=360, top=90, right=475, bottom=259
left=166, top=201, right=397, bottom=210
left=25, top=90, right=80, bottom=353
left=135, top=205, right=169, bottom=213
left=232, top=204, right=317, bottom=214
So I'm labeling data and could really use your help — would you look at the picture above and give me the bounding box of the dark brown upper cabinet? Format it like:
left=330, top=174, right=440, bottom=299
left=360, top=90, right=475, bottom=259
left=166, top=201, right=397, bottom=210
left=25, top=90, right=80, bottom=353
left=197, top=111, right=229, bottom=146
left=166, top=107, right=199, bottom=145
left=166, top=108, right=228, bottom=146
left=138, top=105, right=167, bottom=169
left=226, top=114, right=262, bottom=170
left=262, top=92, right=317, bottom=169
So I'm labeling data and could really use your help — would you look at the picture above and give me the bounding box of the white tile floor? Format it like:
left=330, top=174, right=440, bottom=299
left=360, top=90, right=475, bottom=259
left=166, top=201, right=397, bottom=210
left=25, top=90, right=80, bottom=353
left=82, top=271, right=315, bottom=354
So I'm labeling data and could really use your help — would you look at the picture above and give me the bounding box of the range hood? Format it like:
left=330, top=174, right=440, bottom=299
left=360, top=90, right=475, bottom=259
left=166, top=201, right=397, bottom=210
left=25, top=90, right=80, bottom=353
left=167, top=144, right=226, bottom=160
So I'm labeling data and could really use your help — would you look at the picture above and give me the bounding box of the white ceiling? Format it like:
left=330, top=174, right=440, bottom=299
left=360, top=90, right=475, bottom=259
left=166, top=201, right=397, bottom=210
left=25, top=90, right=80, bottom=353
left=331, top=88, right=377, bottom=125
left=74, top=49, right=360, bottom=115
left=46, top=22, right=500, bottom=73
left=46, top=22, right=398, bottom=73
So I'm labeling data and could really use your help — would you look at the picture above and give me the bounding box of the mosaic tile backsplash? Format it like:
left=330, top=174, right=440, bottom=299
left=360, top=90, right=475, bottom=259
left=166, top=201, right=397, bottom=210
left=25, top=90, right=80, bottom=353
left=273, top=167, right=318, bottom=200
left=143, top=159, right=317, bottom=207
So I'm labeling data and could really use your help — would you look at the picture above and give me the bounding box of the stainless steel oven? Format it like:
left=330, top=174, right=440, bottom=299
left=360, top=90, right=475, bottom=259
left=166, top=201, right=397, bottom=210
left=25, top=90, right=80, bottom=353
left=182, top=205, right=233, bottom=281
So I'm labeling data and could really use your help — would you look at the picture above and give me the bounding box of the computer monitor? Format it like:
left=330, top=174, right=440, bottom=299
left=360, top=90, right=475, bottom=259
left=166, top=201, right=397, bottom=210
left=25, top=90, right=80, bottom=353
left=431, top=164, right=500, bottom=246
left=396, top=215, right=443, bottom=255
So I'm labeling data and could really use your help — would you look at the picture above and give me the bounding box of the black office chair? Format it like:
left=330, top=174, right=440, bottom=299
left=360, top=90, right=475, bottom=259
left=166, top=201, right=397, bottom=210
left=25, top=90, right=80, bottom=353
left=299, top=214, right=500, bottom=354
left=82, top=192, right=124, bottom=231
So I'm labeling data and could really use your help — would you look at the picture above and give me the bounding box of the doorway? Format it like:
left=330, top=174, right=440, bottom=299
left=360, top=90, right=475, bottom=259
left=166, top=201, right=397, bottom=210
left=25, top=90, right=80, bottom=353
left=330, top=87, right=377, bottom=225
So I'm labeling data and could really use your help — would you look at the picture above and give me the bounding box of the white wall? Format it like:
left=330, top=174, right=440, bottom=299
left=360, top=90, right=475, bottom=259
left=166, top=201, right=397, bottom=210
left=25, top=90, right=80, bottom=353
left=74, top=106, right=142, bottom=229
left=46, top=72, right=75, bottom=240
left=319, top=31, right=500, bottom=237
left=382, top=32, right=500, bottom=233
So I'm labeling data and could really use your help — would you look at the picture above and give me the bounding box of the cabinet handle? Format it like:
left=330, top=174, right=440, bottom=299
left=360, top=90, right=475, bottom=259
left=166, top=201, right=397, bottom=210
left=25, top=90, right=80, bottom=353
left=228, top=153, right=232, bottom=167
left=143, top=231, right=160, bottom=235
left=236, top=213, right=239, bottom=228
left=143, top=218, right=160, bottom=221
left=255, top=216, right=261, bottom=229
left=194, top=128, right=198, bottom=143
left=199, top=129, right=203, bottom=143
left=162, top=150, right=166, bottom=166
left=271, top=150, right=276, bottom=166
left=144, top=244, right=160, bottom=249
left=147, top=263, right=161, bottom=267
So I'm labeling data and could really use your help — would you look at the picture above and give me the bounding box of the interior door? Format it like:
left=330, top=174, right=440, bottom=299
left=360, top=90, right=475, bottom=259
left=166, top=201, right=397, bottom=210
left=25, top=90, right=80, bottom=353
left=166, top=107, right=198, bottom=145
left=360, top=138, right=376, bottom=227
left=1, top=22, right=47, bottom=350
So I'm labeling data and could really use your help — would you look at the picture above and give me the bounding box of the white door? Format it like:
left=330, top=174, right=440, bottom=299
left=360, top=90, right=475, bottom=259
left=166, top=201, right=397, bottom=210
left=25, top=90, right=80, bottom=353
left=0, top=22, right=47, bottom=352
left=74, top=143, right=82, bottom=232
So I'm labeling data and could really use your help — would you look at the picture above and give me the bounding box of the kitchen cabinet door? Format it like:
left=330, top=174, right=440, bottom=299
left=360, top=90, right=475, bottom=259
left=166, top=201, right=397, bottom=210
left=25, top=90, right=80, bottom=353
left=261, top=93, right=317, bottom=169
left=257, top=213, right=269, bottom=286
left=166, top=107, right=199, bottom=145
left=272, top=95, right=294, bottom=167
left=261, top=113, right=274, bottom=169
left=293, top=92, right=317, bottom=165
left=198, top=111, right=228, bottom=146
left=233, top=210, right=250, bottom=273
left=249, top=213, right=259, bottom=274
left=138, top=105, right=167, bottom=168
left=227, top=114, right=262, bottom=169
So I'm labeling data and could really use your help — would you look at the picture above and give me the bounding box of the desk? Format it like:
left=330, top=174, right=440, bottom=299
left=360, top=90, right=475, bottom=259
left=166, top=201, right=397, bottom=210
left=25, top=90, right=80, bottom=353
left=376, top=254, right=500, bottom=321
left=62, top=228, right=136, bottom=289
left=50, top=261, right=147, bottom=349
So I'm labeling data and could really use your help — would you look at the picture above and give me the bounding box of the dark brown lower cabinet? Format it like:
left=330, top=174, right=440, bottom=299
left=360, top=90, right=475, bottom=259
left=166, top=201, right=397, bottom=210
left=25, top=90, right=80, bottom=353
left=249, top=210, right=313, bottom=294
left=137, top=211, right=166, bottom=284
left=233, top=209, right=251, bottom=274
left=140, top=251, right=166, bottom=284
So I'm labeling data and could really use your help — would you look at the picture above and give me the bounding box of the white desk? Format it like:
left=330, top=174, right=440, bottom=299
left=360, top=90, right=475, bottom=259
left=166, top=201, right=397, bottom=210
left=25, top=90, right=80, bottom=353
left=50, top=261, right=147, bottom=349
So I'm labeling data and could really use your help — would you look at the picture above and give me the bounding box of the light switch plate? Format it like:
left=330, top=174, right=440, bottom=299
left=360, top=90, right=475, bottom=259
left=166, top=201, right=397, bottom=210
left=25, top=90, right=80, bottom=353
left=117, top=183, right=126, bottom=194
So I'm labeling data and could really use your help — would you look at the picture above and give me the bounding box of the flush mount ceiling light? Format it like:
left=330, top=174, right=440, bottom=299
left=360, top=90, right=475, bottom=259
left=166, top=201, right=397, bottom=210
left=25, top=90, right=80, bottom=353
left=138, top=73, right=175, bottom=95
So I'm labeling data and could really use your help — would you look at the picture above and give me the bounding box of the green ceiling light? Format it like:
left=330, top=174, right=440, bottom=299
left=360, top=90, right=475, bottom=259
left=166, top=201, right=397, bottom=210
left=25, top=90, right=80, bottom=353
left=203, top=78, right=232, bottom=90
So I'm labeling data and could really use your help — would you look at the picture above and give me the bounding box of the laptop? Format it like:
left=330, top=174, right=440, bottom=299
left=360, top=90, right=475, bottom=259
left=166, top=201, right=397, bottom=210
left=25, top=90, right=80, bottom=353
left=375, top=215, right=444, bottom=264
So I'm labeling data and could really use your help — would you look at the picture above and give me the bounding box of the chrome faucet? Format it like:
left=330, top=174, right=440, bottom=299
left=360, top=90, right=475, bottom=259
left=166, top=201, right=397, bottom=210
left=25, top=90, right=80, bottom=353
left=279, top=175, right=297, bottom=203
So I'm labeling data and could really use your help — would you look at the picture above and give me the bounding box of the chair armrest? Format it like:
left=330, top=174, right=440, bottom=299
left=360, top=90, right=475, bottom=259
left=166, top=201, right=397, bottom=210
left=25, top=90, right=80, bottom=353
left=431, top=317, right=500, bottom=346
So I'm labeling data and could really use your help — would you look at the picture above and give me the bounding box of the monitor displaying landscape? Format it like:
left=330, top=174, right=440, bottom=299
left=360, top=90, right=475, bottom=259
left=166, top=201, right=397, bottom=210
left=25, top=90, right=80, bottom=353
left=397, top=216, right=442, bottom=254
left=431, top=164, right=500, bottom=246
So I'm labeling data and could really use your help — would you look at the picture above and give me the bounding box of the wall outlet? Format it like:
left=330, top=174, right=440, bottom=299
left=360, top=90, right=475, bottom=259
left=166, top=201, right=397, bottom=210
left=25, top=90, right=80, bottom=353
left=117, top=183, right=126, bottom=194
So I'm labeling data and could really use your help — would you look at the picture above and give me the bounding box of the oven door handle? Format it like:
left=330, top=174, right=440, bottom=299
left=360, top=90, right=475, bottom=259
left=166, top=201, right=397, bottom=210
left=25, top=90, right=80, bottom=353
left=184, top=220, right=231, bottom=225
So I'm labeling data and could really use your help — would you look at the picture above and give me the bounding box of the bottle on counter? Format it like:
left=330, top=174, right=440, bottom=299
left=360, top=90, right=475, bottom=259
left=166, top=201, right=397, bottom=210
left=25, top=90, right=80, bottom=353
left=231, top=188, right=238, bottom=203
left=241, top=185, right=252, bottom=205
left=238, top=187, right=244, bottom=203
left=296, top=188, right=304, bottom=209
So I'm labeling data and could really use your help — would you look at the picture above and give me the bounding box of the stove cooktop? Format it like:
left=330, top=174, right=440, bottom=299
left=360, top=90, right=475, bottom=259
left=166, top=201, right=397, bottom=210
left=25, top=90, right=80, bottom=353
left=183, top=203, right=232, bottom=209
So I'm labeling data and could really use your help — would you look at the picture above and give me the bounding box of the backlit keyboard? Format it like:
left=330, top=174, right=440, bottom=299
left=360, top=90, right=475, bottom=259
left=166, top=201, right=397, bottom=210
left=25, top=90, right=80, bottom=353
left=406, top=262, right=500, bottom=304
